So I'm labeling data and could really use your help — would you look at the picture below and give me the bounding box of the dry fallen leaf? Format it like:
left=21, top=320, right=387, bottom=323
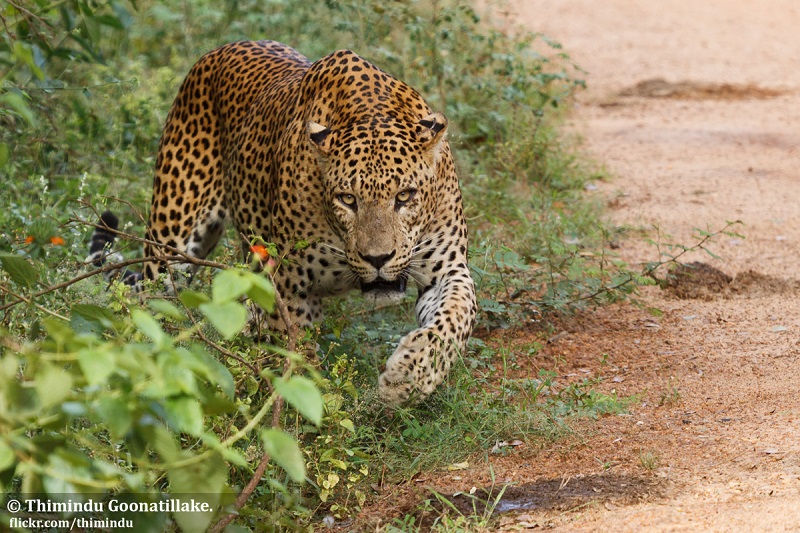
left=491, top=440, right=509, bottom=454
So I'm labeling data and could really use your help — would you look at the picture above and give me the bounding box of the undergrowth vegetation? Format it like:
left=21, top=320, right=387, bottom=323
left=0, top=0, right=653, bottom=530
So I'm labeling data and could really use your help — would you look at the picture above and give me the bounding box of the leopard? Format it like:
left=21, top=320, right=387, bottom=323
left=90, top=40, right=477, bottom=405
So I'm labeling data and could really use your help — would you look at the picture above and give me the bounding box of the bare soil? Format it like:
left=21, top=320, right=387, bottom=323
left=359, top=1, right=800, bottom=530
left=492, top=1, right=800, bottom=530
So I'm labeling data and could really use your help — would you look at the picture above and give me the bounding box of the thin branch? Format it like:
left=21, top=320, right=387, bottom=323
left=0, top=335, right=24, bottom=352
left=7, top=80, right=137, bottom=92
left=0, top=212, right=238, bottom=315
left=69, top=215, right=230, bottom=271
left=0, top=251, right=224, bottom=315
left=0, top=284, right=69, bottom=321
left=0, top=256, right=158, bottom=313
left=193, top=322, right=261, bottom=377
left=210, top=274, right=299, bottom=533
left=6, top=0, right=55, bottom=39
left=208, top=451, right=273, bottom=533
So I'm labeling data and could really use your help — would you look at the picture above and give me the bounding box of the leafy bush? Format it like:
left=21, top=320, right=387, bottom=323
left=0, top=0, right=646, bottom=529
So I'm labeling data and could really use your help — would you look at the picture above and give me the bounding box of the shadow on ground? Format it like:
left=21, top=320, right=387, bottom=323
left=414, top=473, right=665, bottom=528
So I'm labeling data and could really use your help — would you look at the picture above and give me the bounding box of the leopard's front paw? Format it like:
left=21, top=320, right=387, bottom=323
left=377, top=369, right=415, bottom=406
left=378, top=329, right=442, bottom=406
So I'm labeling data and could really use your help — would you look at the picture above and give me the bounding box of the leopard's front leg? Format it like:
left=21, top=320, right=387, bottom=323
left=378, top=264, right=476, bottom=404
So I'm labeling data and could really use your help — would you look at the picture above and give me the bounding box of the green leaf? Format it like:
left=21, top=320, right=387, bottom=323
left=61, top=402, right=86, bottom=416
left=147, top=425, right=180, bottom=463
left=247, top=273, right=275, bottom=312
left=201, top=434, right=248, bottom=467
left=179, top=290, right=210, bottom=308
left=94, top=397, right=132, bottom=439
left=34, top=363, right=73, bottom=408
left=81, top=9, right=100, bottom=44
left=199, top=301, right=246, bottom=340
left=164, top=396, right=204, bottom=436
left=212, top=269, right=252, bottom=303
left=0, top=439, right=15, bottom=473
left=0, top=89, right=38, bottom=125
left=78, top=347, right=115, bottom=385
left=0, top=143, right=9, bottom=168
left=0, top=252, right=39, bottom=288
left=42, top=318, right=75, bottom=348
left=148, top=299, right=185, bottom=320
left=273, top=376, right=323, bottom=426
left=261, top=429, right=306, bottom=483
left=167, top=452, right=226, bottom=533
left=131, top=309, right=169, bottom=347
left=71, top=303, right=116, bottom=324
left=71, top=304, right=116, bottom=334
left=42, top=452, right=93, bottom=495
left=11, top=42, right=43, bottom=81
left=94, top=14, right=125, bottom=29
left=186, top=345, right=235, bottom=398
left=0, top=353, right=18, bottom=385
left=320, top=456, right=348, bottom=471
left=156, top=352, right=198, bottom=397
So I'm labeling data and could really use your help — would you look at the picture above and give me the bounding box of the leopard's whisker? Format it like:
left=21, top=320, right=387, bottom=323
left=405, top=267, right=428, bottom=287
left=318, top=242, right=347, bottom=258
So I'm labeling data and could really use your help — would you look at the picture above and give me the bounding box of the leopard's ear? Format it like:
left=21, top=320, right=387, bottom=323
left=415, top=112, right=448, bottom=160
left=307, top=121, right=333, bottom=154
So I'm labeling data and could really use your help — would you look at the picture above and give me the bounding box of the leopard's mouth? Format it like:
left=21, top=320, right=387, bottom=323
left=361, top=276, right=407, bottom=294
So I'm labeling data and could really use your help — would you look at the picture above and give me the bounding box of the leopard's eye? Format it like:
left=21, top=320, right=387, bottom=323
left=338, top=193, right=357, bottom=208
left=395, top=189, right=416, bottom=205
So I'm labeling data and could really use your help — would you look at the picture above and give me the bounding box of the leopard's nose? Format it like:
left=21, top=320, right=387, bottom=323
left=359, top=250, right=396, bottom=270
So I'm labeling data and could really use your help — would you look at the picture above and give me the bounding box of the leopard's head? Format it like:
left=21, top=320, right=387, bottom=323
left=308, top=112, right=448, bottom=302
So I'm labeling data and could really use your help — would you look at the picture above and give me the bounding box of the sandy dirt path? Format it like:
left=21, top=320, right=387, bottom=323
left=497, top=1, right=800, bottom=531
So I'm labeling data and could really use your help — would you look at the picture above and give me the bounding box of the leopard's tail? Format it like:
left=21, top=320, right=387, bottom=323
left=86, top=210, right=143, bottom=286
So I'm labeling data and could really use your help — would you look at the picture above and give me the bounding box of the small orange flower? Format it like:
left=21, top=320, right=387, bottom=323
left=24, top=235, right=34, bottom=244
left=250, top=244, right=268, bottom=261
left=50, top=236, right=65, bottom=246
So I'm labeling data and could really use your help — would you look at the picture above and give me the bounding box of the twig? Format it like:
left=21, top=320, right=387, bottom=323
left=209, top=276, right=299, bottom=532
left=213, top=451, right=274, bottom=533
left=69, top=215, right=230, bottom=271
left=6, top=0, right=55, bottom=39
left=0, top=256, right=157, bottom=313
left=0, top=335, right=24, bottom=352
left=269, top=281, right=299, bottom=429
left=8, top=80, right=137, bottom=92
left=193, top=323, right=261, bottom=377
left=0, top=248, right=227, bottom=314
left=0, top=284, right=69, bottom=321
left=1, top=212, right=237, bottom=314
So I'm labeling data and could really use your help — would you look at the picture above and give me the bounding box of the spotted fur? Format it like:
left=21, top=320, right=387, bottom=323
left=105, top=40, right=477, bottom=404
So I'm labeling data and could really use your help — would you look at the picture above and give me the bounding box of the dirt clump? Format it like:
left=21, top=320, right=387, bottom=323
left=728, top=270, right=800, bottom=297
left=617, top=78, right=786, bottom=100
left=663, top=261, right=732, bottom=300
left=663, top=262, right=800, bottom=300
